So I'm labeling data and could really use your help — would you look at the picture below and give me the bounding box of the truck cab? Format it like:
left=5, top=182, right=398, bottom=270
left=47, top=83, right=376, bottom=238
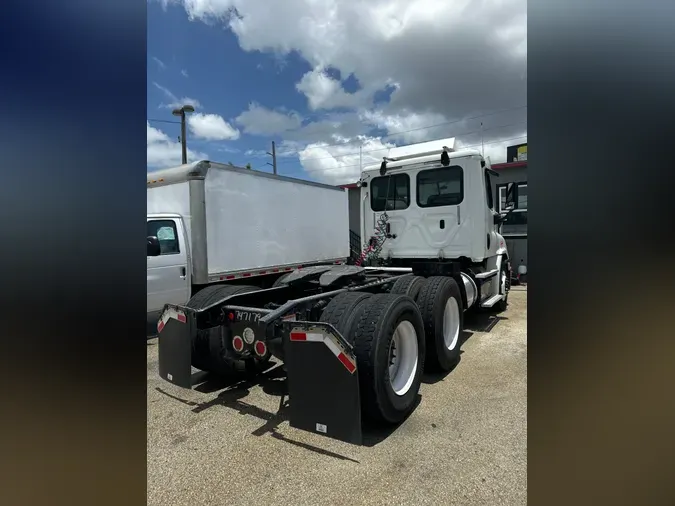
left=147, top=213, right=191, bottom=326
left=359, top=140, right=508, bottom=265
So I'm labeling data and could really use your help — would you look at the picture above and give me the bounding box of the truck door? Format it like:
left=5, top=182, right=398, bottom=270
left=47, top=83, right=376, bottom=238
left=413, top=164, right=471, bottom=257
left=147, top=217, right=190, bottom=315
left=484, top=168, right=500, bottom=257
left=362, top=173, right=411, bottom=256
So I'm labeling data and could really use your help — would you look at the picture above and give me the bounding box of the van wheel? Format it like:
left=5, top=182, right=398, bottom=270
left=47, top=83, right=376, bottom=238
left=389, top=275, right=426, bottom=302
left=417, top=276, right=464, bottom=372
left=186, top=285, right=269, bottom=376
left=348, top=294, right=425, bottom=424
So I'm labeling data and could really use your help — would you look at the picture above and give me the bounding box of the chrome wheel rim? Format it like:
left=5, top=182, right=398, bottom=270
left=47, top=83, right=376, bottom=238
left=443, top=297, right=460, bottom=350
left=388, top=321, right=419, bottom=396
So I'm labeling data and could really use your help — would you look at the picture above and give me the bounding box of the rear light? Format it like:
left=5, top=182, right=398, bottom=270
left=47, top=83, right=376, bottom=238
left=243, top=327, right=255, bottom=344
left=254, top=340, right=267, bottom=357
left=232, top=336, right=244, bottom=353
left=227, top=312, right=235, bottom=321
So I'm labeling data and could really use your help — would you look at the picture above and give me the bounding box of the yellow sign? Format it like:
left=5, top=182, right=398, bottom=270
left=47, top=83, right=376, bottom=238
left=517, top=145, right=527, bottom=161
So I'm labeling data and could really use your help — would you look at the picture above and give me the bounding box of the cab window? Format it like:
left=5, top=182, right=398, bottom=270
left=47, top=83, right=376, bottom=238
left=416, top=166, right=464, bottom=207
left=147, top=220, right=180, bottom=255
left=370, top=174, right=410, bottom=211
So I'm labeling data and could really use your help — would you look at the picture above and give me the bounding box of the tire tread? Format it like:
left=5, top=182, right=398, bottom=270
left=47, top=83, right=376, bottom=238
left=416, top=276, right=463, bottom=371
left=350, top=293, right=424, bottom=423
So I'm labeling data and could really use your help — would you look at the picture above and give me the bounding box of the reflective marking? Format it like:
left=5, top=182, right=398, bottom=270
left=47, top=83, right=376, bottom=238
left=157, top=307, right=187, bottom=333
left=289, top=327, right=357, bottom=374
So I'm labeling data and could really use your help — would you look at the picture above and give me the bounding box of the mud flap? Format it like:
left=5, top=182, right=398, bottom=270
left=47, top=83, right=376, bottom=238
left=283, top=322, right=362, bottom=445
left=157, top=304, right=195, bottom=389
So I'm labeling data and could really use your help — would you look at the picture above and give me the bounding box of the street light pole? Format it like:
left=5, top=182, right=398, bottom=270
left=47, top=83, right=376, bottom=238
left=179, top=110, right=187, bottom=164
left=172, top=104, right=195, bottom=165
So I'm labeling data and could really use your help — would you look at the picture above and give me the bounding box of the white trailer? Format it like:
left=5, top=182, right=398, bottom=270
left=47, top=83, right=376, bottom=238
left=147, top=161, right=349, bottom=325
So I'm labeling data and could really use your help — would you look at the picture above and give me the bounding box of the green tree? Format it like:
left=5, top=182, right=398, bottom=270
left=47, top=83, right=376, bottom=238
left=245, top=163, right=252, bottom=170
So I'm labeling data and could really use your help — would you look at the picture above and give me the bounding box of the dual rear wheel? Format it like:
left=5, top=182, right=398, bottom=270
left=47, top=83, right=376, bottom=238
left=321, top=292, right=425, bottom=424
left=319, top=275, right=465, bottom=424
left=186, top=274, right=466, bottom=425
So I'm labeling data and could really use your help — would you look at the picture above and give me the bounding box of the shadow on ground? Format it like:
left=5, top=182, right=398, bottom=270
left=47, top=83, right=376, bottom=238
left=153, top=305, right=512, bottom=460
left=464, top=309, right=508, bottom=333
left=156, top=364, right=361, bottom=462
left=155, top=362, right=425, bottom=459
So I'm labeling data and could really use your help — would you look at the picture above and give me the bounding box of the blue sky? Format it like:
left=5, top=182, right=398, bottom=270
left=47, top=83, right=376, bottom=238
left=147, top=3, right=314, bottom=179
left=146, top=1, right=527, bottom=184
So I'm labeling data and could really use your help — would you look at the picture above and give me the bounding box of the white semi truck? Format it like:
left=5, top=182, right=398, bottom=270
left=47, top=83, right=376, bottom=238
left=154, top=139, right=516, bottom=445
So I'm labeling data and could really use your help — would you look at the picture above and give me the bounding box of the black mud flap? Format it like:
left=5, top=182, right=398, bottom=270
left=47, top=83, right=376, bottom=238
left=157, top=304, right=195, bottom=389
left=283, top=322, right=362, bottom=446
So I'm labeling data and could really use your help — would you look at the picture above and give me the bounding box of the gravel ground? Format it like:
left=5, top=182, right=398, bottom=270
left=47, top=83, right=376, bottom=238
left=147, top=288, right=527, bottom=506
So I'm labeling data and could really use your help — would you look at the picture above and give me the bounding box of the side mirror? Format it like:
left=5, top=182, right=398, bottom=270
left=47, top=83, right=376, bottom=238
left=147, top=236, right=161, bottom=256
left=504, top=182, right=516, bottom=211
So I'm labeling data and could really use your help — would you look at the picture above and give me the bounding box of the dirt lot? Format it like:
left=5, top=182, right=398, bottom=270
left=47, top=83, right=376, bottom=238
left=147, top=288, right=527, bottom=506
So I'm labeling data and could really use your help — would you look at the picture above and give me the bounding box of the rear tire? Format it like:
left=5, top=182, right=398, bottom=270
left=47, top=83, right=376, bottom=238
left=348, top=293, right=425, bottom=424
left=320, top=291, right=373, bottom=340
left=186, top=284, right=270, bottom=376
left=389, top=275, right=426, bottom=301
left=417, top=276, right=464, bottom=372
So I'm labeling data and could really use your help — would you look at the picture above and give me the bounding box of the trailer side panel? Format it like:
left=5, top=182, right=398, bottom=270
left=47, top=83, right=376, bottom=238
left=205, top=168, right=349, bottom=276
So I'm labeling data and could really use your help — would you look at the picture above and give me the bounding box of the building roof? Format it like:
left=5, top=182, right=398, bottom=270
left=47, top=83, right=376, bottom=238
left=490, top=160, right=527, bottom=170
left=337, top=160, right=527, bottom=189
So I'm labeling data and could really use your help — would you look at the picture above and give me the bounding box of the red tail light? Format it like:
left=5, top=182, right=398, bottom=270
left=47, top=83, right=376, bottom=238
left=254, top=340, right=267, bottom=357
left=232, top=336, right=244, bottom=353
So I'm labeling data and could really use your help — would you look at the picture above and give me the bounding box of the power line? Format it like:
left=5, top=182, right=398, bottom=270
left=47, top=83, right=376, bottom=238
left=270, top=104, right=527, bottom=156
left=148, top=118, right=181, bottom=125
left=275, top=119, right=527, bottom=166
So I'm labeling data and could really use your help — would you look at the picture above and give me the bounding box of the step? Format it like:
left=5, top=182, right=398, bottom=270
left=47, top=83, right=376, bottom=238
left=480, top=294, right=504, bottom=308
left=475, top=269, right=499, bottom=280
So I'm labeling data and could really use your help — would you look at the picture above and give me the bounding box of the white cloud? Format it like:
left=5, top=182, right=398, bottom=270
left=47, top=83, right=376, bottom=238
left=166, top=0, right=526, bottom=121
left=181, top=69, right=189, bottom=77
left=151, top=56, right=166, bottom=70
left=152, top=82, right=201, bottom=110
left=298, top=136, right=395, bottom=185
left=188, top=113, right=240, bottom=140
left=235, top=102, right=302, bottom=135
left=276, top=140, right=305, bottom=157
left=360, top=109, right=449, bottom=144
left=147, top=121, right=208, bottom=168
left=296, top=68, right=370, bottom=111
left=158, top=0, right=527, bottom=178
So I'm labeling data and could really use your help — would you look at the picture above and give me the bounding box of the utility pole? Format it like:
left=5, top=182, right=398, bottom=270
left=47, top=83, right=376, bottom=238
left=172, top=105, right=195, bottom=164
left=266, top=141, right=277, bottom=175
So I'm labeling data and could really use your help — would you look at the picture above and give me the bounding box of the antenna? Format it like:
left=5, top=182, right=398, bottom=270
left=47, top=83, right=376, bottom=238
left=481, top=122, right=485, bottom=156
